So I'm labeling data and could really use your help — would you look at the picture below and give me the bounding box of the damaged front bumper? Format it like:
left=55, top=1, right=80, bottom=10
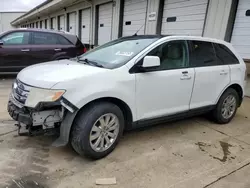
left=8, top=94, right=65, bottom=136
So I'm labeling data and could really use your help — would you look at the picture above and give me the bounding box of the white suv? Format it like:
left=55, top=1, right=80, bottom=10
left=8, top=35, right=246, bottom=159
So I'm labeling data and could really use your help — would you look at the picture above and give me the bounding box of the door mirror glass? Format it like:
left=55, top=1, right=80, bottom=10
left=0, top=40, right=3, bottom=45
left=142, top=56, right=160, bottom=68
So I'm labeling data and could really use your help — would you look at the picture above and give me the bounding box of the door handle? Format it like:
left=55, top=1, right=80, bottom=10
left=180, top=75, right=191, bottom=80
left=54, top=48, right=62, bottom=51
left=220, top=70, right=228, bottom=75
left=21, top=49, right=30, bottom=52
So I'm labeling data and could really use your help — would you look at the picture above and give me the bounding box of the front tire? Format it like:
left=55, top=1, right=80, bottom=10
left=212, top=88, right=239, bottom=124
left=70, top=102, right=124, bottom=159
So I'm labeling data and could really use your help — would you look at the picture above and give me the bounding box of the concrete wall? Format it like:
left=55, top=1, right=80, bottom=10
left=0, top=12, right=25, bottom=32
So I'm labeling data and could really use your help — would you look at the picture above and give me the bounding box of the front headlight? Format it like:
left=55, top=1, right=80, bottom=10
left=25, top=87, right=65, bottom=108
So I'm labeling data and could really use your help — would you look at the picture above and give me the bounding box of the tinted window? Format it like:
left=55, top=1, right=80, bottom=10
left=214, top=43, right=239, bottom=65
left=1, top=32, right=30, bottom=45
left=189, top=41, right=217, bottom=67
left=57, top=35, right=71, bottom=45
left=146, top=40, right=188, bottom=70
left=33, top=32, right=58, bottom=45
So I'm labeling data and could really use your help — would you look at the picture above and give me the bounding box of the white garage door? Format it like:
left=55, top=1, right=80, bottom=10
left=98, top=2, right=113, bottom=45
left=122, top=0, right=148, bottom=36
left=69, top=12, right=77, bottom=35
left=51, top=17, right=56, bottom=30
left=81, top=8, right=91, bottom=44
left=161, top=0, right=208, bottom=36
left=231, top=0, right=250, bottom=60
left=59, top=15, right=65, bottom=31
left=42, top=20, right=45, bottom=28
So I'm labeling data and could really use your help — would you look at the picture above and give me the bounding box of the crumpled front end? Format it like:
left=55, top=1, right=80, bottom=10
left=7, top=79, right=73, bottom=136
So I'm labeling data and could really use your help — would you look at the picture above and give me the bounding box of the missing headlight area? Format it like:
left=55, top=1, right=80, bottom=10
left=8, top=80, right=68, bottom=136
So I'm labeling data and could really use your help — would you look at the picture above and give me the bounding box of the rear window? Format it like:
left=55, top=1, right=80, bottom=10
left=189, top=40, right=217, bottom=67
left=213, top=43, right=239, bottom=65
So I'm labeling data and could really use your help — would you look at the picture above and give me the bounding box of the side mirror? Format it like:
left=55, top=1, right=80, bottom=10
left=142, top=56, right=160, bottom=68
left=0, top=40, right=3, bottom=46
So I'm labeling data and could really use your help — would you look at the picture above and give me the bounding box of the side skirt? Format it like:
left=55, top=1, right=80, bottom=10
left=132, top=105, right=215, bottom=129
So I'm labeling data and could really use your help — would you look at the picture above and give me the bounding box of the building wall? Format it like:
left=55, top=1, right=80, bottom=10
left=13, top=0, right=244, bottom=51
left=0, top=12, right=25, bottom=32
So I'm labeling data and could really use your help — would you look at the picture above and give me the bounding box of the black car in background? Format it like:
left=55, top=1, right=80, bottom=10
left=0, top=28, right=86, bottom=74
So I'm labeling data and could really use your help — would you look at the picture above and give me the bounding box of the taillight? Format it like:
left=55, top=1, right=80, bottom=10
left=83, top=47, right=87, bottom=53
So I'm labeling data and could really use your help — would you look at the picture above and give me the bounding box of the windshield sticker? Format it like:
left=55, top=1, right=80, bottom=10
left=115, top=51, right=134, bottom=57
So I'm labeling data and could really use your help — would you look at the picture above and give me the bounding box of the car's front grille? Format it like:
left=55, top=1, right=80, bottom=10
left=12, top=80, right=31, bottom=104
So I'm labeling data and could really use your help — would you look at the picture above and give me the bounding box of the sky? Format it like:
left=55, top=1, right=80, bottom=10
left=0, top=0, right=46, bottom=12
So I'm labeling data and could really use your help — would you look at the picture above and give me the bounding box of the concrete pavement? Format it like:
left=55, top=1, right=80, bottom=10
left=1, top=79, right=250, bottom=188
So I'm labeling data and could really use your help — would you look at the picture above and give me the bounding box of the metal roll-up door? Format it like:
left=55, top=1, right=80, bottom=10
left=81, top=8, right=91, bottom=44
left=231, top=0, right=250, bottom=60
left=42, top=20, right=45, bottom=28
left=69, top=12, right=77, bottom=35
left=51, top=17, right=56, bottom=30
left=59, top=15, right=65, bottom=31
left=122, top=0, right=148, bottom=36
left=161, top=0, right=209, bottom=36
left=98, top=2, right=113, bottom=45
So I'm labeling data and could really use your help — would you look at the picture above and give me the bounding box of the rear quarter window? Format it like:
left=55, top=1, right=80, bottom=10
left=213, top=43, right=239, bottom=65
left=57, top=34, right=72, bottom=45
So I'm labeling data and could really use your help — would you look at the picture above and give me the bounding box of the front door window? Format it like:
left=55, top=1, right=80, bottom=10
left=147, top=40, right=188, bottom=70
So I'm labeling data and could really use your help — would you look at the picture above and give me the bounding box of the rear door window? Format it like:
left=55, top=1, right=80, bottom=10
left=32, top=32, right=58, bottom=45
left=213, top=43, right=239, bottom=65
left=189, top=40, right=217, bottom=67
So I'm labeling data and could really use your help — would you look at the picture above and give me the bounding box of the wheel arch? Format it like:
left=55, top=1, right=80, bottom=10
left=52, top=96, right=134, bottom=147
left=75, top=97, right=134, bottom=130
left=216, top=83, right=243, bottom=106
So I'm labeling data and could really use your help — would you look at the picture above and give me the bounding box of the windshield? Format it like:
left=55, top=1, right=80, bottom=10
left=78, top=37, right=159, bottom=69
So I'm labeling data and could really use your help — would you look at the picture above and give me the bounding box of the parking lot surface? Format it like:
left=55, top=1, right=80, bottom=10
left=1, top=78, right=250, bottom=188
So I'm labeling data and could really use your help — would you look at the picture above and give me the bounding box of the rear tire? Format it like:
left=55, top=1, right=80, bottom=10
left=70, top=102, right=124, bottom=159
left=212, top=88, right=239, bottom=124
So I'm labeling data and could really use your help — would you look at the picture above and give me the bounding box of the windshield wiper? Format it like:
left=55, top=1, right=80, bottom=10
left=78, top=58, right=104, bottom=68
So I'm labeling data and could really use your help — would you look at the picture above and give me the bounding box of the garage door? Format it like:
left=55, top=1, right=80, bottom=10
left=98, top=2, right=113, bottom=45
left=42, top=20, right=45, bottom=28
left=231, top=0, right=250, bottom=60
left=69, top=12, right=77, bottom=35
left=81, top=8, right=91, bottom=44
left=59, top=15, right=65, bottom=31
left=51, top=17, right=56, bottom=30
left=161, top=0, right=208, bottom=36
left=122, top=0, right=148, bottom=36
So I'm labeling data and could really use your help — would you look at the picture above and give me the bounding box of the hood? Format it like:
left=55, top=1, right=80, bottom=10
left=17, top=60, right=107, bottom=88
